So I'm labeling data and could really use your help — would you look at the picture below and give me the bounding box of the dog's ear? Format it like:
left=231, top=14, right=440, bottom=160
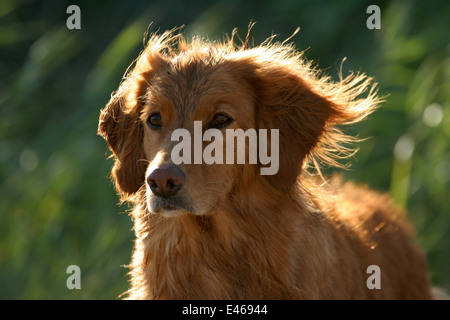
left=254, top=73, right=336, bottom=191
left=98, top=81, right=146, bottom=199
left=237, top=51, right=378, bottom=192
left=98, top=42, right=171, bottom=200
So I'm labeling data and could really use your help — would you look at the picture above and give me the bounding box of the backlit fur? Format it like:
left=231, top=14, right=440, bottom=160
left=98, top=28, right=433, bottom=299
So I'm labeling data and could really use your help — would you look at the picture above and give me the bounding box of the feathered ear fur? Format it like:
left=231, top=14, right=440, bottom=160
left=98, top=82, right=146, bottom=200
left=98, top=32, right=172, bottom=201
left=229, top=43, right=381, bottom=191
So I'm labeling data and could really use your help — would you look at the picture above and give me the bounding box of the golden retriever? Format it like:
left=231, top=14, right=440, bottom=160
left=98, top=28, right=433, bottom=299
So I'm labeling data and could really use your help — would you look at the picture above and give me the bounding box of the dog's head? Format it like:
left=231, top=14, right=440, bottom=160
left=98, top=29, right=379, bottom=217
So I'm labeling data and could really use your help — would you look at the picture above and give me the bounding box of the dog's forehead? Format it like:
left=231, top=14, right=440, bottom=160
left=168, top=56, right=217, bottom=106
left=151, top=55, right=240, bottom=118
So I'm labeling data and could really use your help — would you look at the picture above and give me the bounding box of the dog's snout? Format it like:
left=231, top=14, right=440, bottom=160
left=147, top=165, right=185, bottom=198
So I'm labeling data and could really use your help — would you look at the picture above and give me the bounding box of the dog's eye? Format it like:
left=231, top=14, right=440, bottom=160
left=210, top=113, right=233, bottom=129
left=147, top=113, right=162, bottom=129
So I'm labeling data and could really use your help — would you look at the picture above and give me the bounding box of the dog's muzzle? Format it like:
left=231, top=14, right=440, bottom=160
left=146, top=164, right=194, bottom=214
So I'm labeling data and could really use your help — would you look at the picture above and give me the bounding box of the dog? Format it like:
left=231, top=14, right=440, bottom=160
left=98, top=28, right=433, bottom=299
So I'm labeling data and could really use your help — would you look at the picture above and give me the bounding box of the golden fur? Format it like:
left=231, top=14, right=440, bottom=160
left=98, top=28, right=433, bottom=299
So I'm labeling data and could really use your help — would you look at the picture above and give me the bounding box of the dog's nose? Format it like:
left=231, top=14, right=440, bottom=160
left=147, top=165, right=185, bottom=198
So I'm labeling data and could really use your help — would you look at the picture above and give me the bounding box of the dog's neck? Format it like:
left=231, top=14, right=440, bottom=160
left=127, top=183, right=318, bottom=299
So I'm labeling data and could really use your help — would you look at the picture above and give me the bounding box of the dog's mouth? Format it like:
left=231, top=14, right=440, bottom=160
left=148, top=195, right=195, bottom=216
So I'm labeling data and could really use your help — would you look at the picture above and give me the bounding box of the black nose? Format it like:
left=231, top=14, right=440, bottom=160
left=146, top=164, right=185, bottom=198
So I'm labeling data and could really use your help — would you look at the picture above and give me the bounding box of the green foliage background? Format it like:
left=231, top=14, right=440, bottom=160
left=0, top=0, right=448, bottom=299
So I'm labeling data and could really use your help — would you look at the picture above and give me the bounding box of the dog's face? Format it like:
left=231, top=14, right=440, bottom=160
left=139, top=59, right=256, bottom=216
left=98, top=32, right=377, bottom=217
